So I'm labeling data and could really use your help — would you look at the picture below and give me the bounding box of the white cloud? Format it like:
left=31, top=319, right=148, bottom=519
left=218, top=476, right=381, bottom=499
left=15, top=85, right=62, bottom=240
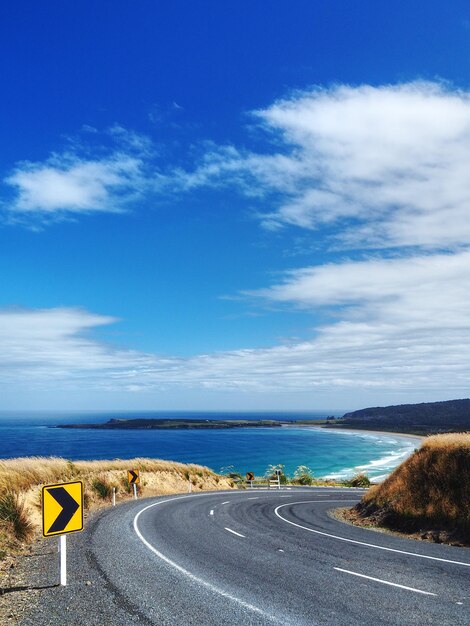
left=2, top=287, right=470, bottom=400
left=174, top=81, right=470, bottom=249
left=5, top=153, right=145, bottom=217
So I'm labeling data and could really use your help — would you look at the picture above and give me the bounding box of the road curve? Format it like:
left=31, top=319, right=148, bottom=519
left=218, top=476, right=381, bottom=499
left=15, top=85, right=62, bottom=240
left=24, top=488, right=470, bottom=626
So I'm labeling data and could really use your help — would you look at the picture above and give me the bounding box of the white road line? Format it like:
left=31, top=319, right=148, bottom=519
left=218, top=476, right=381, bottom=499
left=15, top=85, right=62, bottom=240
left=225, top=527, right=246, bottom=538
left=134, top=495, right=281, bottom=624
left=221, top=501, right=230, bottom=505
left=247, top=497, right=259, bottom=500
left=334, top=567, right=437, bottom=596
left=209, top=509, right=214, bottom=516
left=274, top=502, right=470, bottom=568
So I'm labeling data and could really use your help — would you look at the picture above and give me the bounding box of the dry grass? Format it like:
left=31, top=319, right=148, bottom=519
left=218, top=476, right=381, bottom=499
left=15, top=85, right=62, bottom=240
left=0, top=456, right=234, bottom=557
left=356, top=433, right=470, bottom=542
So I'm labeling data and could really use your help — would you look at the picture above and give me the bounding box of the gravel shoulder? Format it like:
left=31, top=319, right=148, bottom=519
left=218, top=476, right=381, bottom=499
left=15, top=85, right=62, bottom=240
left=1, top=503, right=152, bottom=626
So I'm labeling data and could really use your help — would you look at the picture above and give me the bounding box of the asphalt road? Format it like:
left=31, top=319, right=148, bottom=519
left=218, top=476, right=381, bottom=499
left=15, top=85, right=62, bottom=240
left=24, top=488, right=470, bottom=626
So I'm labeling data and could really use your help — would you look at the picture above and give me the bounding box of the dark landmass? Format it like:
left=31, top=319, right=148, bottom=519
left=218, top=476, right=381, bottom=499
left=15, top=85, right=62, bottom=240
left=326, top=398, right=470, bottom=435
left=55, top=418, right=294, bottom=430
left=54, top=399, right=470, bottom=435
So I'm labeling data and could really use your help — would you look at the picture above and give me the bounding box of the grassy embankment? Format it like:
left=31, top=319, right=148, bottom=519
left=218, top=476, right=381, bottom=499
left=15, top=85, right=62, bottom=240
left=0, top=456, right=234, bottom=559
left=352, top=433, right=470, bottom=545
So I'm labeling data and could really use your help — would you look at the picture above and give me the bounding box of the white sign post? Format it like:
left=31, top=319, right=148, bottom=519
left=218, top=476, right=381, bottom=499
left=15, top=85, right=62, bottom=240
left=59, top=535, right=67, bottom=586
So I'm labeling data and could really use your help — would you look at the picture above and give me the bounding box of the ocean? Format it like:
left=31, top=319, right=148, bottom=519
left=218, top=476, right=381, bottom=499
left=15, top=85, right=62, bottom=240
left=0, top=411, right=418, bottom=481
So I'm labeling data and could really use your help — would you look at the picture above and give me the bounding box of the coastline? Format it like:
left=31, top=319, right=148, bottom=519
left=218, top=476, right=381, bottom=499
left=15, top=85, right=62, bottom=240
left=323, top=427, right=424, bottom=442
left=291, top=425, right=421, bottom=481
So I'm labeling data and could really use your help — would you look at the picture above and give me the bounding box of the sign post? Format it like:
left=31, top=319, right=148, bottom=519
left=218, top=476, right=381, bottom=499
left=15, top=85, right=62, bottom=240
left=128, top=469, right=140, bottom=499
left=42, top=481, right=83, bottom=587
left=246, top=472, right=255, bottom=489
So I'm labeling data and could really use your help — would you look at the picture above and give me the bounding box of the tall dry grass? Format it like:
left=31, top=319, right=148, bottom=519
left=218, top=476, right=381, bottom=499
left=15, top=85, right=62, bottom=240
left=358, top=432, right=470, bottom=538
left=0, top=456, right=234, bottom=554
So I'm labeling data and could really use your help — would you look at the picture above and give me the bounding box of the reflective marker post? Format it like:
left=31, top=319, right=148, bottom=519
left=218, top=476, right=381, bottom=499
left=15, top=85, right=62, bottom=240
left=112, top=487, right=116, bottom=506
left=133, top=483, right=137, bottom=500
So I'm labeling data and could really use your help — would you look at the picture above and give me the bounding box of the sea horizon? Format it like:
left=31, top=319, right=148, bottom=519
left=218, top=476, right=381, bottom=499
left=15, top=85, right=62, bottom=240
left=0, top=410, right=417, bottom=481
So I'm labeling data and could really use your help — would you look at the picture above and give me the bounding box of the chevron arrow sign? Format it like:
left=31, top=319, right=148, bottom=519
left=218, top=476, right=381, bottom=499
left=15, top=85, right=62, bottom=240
left=128, top=469, right=140, bottom=484
left=42, top=481, right=83, bottom=537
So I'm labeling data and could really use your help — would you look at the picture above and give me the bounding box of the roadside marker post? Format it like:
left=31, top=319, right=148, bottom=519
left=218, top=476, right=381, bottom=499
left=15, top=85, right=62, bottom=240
left=42, top=480, right=84, bottom=587
left=112, top=487, right=116, bottom=506
left=133, top=483, right=138, bottom=500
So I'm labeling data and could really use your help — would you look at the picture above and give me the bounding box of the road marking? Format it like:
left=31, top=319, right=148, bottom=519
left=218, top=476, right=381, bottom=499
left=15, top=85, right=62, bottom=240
left=225, top=527, right=246, bottom=538
left=334, top=567, right=437, bottom=596
left=134, top=495, right=282, bottom=624
left=247, top=497, right=259, bottom=500
left=278, top=549, right=284, bottom=552
left=209, top=509, right=214, bottom=516
left=274, top=502, right=470, bottom=568
left=221, top=501, right=230, bottom=505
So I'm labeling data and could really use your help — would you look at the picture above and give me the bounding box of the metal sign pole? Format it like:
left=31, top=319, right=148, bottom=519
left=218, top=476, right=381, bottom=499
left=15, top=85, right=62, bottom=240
left=59, top=535, right=67, bottom=586
left=133, top=483, right=137, bottom=500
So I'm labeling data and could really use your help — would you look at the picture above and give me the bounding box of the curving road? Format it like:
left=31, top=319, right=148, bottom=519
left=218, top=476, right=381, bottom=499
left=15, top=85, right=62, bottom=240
left=26, top=488, right=470, bottom=625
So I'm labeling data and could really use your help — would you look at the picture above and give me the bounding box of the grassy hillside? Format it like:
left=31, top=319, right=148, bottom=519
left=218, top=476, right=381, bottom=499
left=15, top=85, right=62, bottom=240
left=0, top=456, right=234, bottom=558
left=353, top=433, right=470, bottom=544
left=336, top=398, right=470, bottom=434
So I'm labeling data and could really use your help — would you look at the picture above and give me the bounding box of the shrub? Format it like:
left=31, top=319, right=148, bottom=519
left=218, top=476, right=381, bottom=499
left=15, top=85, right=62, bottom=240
left=293, top=465, right=314, bottom=486
left=92, top=476, right=113, bottom=500
left=265, top=464, right=288, bottom=484
left=0, top=490, right=34, bottom=541
left=344, top=473, right=371, bottom=488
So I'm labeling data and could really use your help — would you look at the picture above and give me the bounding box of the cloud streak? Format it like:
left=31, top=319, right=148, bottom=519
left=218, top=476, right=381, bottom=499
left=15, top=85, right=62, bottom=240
left=174, top=81, right=470, bottom=249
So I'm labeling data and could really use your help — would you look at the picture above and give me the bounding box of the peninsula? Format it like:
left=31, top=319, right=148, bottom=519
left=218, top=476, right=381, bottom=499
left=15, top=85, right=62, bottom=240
left=54, top=417, right=291, bottom=430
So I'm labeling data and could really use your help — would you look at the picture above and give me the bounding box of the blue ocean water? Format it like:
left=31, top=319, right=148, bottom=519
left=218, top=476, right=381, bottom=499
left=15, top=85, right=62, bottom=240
left=0, top=411, right=418, bottom=480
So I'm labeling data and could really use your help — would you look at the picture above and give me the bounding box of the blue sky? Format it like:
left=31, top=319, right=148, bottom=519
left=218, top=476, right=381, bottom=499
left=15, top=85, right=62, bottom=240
left=2, top=1, right=470, bottom=411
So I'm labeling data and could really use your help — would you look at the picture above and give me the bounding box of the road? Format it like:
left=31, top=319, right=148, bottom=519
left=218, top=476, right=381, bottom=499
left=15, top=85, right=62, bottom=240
left=24, top=488, right=470, bottom=625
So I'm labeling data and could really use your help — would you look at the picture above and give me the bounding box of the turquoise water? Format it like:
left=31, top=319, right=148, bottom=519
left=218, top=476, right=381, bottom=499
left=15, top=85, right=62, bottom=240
left=0, top=412, right=417, bottom=480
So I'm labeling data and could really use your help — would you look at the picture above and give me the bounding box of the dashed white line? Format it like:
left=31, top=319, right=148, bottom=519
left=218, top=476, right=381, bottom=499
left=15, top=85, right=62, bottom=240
left=134, top=495, right=281, bottom=624
left=221, top=501, right=230, bottom=505
left=224, top=527, right=246, bottom=538
left=274, top=501, right=470, bottom=568
left=334, top=567, right=437, bottom=596
left=247, top=497, right=259, bottom=500
left=209, top=509, right=214, bottom=516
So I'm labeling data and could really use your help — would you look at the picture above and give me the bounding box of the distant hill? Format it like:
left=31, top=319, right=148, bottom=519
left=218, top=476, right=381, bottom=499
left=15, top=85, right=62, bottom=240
left=337, top=398, right=470, bottom=434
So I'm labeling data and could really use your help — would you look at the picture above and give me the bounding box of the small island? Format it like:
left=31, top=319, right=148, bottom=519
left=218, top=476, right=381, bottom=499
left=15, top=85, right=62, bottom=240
left=54, top=417, right=294, bottom=430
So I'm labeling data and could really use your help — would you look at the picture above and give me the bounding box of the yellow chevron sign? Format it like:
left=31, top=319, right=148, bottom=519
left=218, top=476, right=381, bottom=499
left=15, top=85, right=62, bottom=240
left=246, top=472, right=255, bottom=481
left=42, top=481, right=83, bottom=537
left=128, top=469, right=140, bottom=484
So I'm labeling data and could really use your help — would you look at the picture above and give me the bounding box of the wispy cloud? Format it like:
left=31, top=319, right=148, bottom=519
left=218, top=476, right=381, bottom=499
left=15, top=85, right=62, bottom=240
left=3, top=127, right=151, bottom=224
left=2, top=295, right=470, bottom=399
left=174, top=81, right=470, bottom=249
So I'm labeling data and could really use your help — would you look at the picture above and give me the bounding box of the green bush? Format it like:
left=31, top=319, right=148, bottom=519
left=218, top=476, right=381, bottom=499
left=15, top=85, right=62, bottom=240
left=92, top=477, right=113, bottom=499
left=265, top=464, right=288, bottom=484
left=293, top=465, right=314, bottom=486
left=0, top=490, right=33, bottom=541
left=344, top=473, right=371, bottom=488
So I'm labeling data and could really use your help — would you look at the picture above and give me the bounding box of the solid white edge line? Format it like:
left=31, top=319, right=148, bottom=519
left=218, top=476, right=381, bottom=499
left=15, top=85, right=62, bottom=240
left=274, top=502, right=470, bottom=568
left=133, top=494, right=280, bottom=623
left=334, top=567, right=437, bottom=596
left=221, top=501, right=230, bottom=504
left=224, top=527, right=246, bottom=538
